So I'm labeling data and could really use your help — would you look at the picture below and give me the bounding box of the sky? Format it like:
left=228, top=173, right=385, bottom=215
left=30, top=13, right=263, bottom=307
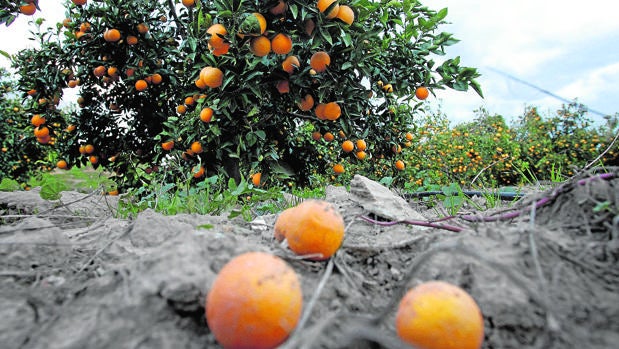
left=2, top=0, right=619, bottom=126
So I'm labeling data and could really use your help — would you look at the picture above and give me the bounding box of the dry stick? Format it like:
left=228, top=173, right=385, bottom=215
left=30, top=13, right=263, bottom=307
left=76, top=221, right=136, bottom=274
left=358, top=215, right=464, bottom=233
left=369, top=239, right=551, bottom=327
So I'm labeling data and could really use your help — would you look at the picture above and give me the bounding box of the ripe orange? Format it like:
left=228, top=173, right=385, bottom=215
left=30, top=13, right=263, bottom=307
left=195, top=78, right=207, bottom=89
left=27, top=89, right=37, bottom=96
left=199, top=66, right=224, bottom=88
left=311, top=131, right=322, bottom=141
left=107, top=66, right=118, bottom=77
left=126, top=35, right=138, bottom=45
left=200, top=107, right=214, bottom=122
left=355, top=150, right=367, bottom=160
left=356, top=139, right=367, bottom=151
left=72, top=0, right=87, bottom=5
left=269, top=0, right=288, bottom=15
left=276, top=80, right=290, bottom=94
left=323, top=101, right=341, bottom=121
left=274, top=205, right=297, bottom=242
left=93, top=65, right=106, bottom=77
left=336, top=5, right=354, bottom=25
left=405, top=132, right=413, bottom=141
left=310, top=51, right=330, bottom=72
left=184, top=96, right=195, bottom=106
left=253, top=13, right=267, bottom=35
left=317, top=0, right=339, bottom=19
left=207, top=23, right=228, bottom=49
left=89, top=155, right=98, bottom=165
left=332, top=163, right=345, bottom=174
left=251, top=172, right=262, bottom=186
left=137, top=23, right=149, bottom=34
left=33, top=126, right=49, bottom=138
left=67, top=79, right=79, bottom=88
left=210, top=42, right=230, bottom=56
left=395, top=159, right=405, bottom=171
left=281, top=55, right=300, bottom=74
left=84, top=144, right=95, bottom=154
left=56, top=160, right=68, bottom=170
left=298, top=94, right=314, bottom=111
left=192, top=165, right=205, bottom=178
left=206, top=252, right=303, bottom=348
left=66, top=124, right=76, bottom=132
left=396, top=281, right=484, bottom=349
left=341, top=140, right=354, bottom=153
left=271, top=33, right=293, bottom=55
left=161, top=140, right=174, bottom=151
left=323, top=132, right=334, bottom=142
left=182, top=0, right=195, bottom=7
left=190, top=141, right=203, bottom=154
left=275, top=200, right=344, bottom=260
left=315, top=103, right=327, bottom=120
left=108, top=189, right=119, bottom=196
left=176, top=105, right=187, bottom=114
left=150, top=73, right=163, bottom=84
left=20, top=3, right=37, bottom=15
left=415, top=86, right=429, bottom=100
left=104, top=28, right=121, bottom=42
left=30, top=114, right=46, bottom=127
left=250, top=36, right=271, bottom=57
left=135, top=79, right=148, bottom=91
left=392, top=144, right=402, bottom=153
left=238, top=12, right=267, bottom=37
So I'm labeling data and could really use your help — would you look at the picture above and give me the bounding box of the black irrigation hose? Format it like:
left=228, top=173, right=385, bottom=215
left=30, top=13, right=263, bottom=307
left=404, top=191, right=525, bottom=201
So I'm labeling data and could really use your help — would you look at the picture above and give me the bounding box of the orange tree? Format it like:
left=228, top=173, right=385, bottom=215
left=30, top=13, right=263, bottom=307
left=0, top=0, right=40, bottom=26
left=11, top=0, right=482, bottom=190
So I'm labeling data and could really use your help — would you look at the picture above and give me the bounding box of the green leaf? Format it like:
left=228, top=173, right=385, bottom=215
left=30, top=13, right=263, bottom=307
left=436, top=8, right=448, bottom=21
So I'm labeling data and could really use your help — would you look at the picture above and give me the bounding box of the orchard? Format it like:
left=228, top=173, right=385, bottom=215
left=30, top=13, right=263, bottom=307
left=3, top=0, right=481, bottom=191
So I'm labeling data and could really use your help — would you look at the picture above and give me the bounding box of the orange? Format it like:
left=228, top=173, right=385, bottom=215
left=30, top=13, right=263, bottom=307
left=93, top=65, right=106, bottom=77
left=207, top=23, right=227, bottom=49
left=315, top=103, right=326, bottom=120
left=56, top=160, right=68, bottom=170
left=310, top=51, right=330, bottom=72
left=20, top=3, right=37, bottom=15
left=137, top=23, right=149, bottom=34
left=396, top=281, right=484, bottom=349
left=238, top=12, right=267, bottom=37
left=66, top=124, right=76, bottom=132
left=199, top=66, right=224, bottom=88
left=274, top=205, right=297, bottom=242
left=125, top=68, right=135, bottom=77
left=190, top=141, right=203, bottom=154
left=192, top=165, right=205, bottom=178
left=89, top=155, right=98, bottom=165
left=108, top=189, right=119, bottom=196
left=176, top=105, right=187, bottom=114
left=332, top=163, right=344, bottom=174
left=84, top=144, right=95, bottom=154
left=182, top=0, right=195, bottom=7
left=323, top=132, right=334, bottom=142
left=199, top=107, right=214, bottom=122
left=341, top=140, right=354, bottom=153
left=126, top=35, right=138, bottom=45
left=415, top=86, right=430, bottom=100
left=356, top=139, right=367, bottom=151
left=275, top=200, right=344, bottom=260
left=206, top=252, right=302, bottom=349
left=281, top=55, right=300, bottom=74
left=383, top=83, right=393, bottom=93
left=336, top=5, right=354, bottom=25
left=395, top=159, right=405, bottom=171
left=107, top=66, right=118, bottom=77
left=251, top=172, right=262, bottom=186
left=67, top=79, right=78, bottom=88
left=392, top=144, right=402, bottom=153
left=33, top=126, right=49, bottom=138
left=250, top=36, right=271, bottom=57
left=135, top=79, right=148, bottom=91
left=311, top=131, right=322, bottom=141
left=37, top=135, right=50, bottom=144
left=72, top=0, right=87, bottom=5
left=27, top=89, right=37, bottom=96
left=355, top=150, right=367, bottom=160
left=104, top=28, right=121, bottom=42
left=210, top=42, right=230, bottom=56
left=184, top=96, right=195, bottom=106
left=405, top=132, right=413, bottom=141
left=323, top=101, right=341, bottom=121
left=150, top=73, right=163, bottom=84
left=317, top=0, right=339, bottom=19
left=276, top=80, right=289, bottom=94
left=30, top=114, right=46, bottom=127
left=195, top=78, right=207, bottom=89
left=253, top=13, right=267, bottom=35
left=271, top=33, right=292, bottom=55
left=298, top=94, right=314, bottom=111
left=161, top=140, right=174, bottom=151
left=78, top=145, right=87, bottom=154
left=62, top=18, right=72, bottom=28
left=269, top=0, right=288, bottom=15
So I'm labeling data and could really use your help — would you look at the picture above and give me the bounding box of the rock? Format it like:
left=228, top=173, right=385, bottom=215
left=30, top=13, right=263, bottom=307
left=349, top=174, right=426, bottom=221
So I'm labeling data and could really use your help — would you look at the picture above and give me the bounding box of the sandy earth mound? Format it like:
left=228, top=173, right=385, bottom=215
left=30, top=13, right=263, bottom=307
left=1, top=170, right=618, bottom=349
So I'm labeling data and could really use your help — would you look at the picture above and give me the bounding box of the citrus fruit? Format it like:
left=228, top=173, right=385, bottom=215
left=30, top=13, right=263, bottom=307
left=415, top=86, right=429, bottom=100
left=336, top=5, right=354, bottom=25
left=199, top=67, right=224, bottom=88
left=271, top=33, right=293, bottom=55
left=310, top=51, right=330, bottom=72
left=341, top=140, right=354, bottom=153
left=250, top=36, right=271, bottom=57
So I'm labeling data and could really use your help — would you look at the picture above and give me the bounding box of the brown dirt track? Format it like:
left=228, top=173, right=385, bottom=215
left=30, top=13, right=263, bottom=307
left=1, top=169, right=618, bottom=349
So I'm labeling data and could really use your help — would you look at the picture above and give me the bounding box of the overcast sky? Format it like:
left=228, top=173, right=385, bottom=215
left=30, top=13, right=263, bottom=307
left=2, top=0, right=618, bottom=126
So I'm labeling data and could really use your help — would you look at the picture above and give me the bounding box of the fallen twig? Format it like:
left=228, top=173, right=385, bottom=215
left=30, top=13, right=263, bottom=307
left=358, top=215, right=464, bottom=233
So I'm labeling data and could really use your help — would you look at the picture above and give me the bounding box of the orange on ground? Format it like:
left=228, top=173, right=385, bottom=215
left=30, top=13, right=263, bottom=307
left=274, top=205, right=297, bottom=242
left=356, top=139, right=367, bottom=151
left=20, top=3, right=37, bottom=15
left=56, top=160, right=68, bottom=170
left=250, top=36, right=271, bottom=57
left=341, top=140, right=354, bottom=153
left=323, top=132, right=334, bottom=142
left=311, top=131, right=322, bottom=141
left=310, top=51, right=330, bottom=72
left=281, top=55, right=300, bottom=74
left=199, top=66, right=224, bottom=88
left=395, top=159, right=405, bottom=171
left=336, top=5, right=354, bottom=25
left=332, top=163, right=345, bottom=175
left=275, top=200, right=344, bottom=260
left=251, top=172, right=262, bottom=186
left=161, top=140, right=174, bottom=151
left=206, top=252, right=303, bottom=349
left=192, top=165, right=205, bottom=178
left=276, top=80, right=290, bottom=94
left=271, top=33, right=293, bottom=55
left=84, top=144, right=95, bottom=154
left=108, top=189, right=119, bottom=196
left=104, top=28, right=121, bottom=42
left=298, top=94, right=314, bottom=111
left=415, top=86, right=429, bottom=100
left=135, top=79, right=148, bottom=91
left=316, top=0, right=339, bottom=19
left=355, top=150, right=367, bottom=160
left=190, top=141, right=203, bottom=154
left=150, top=73, right=163, bottom=84
left=31, top=114, right=46, bottom=127
left=200, top=107, right=214, bottom=122
left=207, top=24, right=227, bottom=49
left=323, top=101, right=341, bottom=121
left=396, top=281, right=484, bottom=349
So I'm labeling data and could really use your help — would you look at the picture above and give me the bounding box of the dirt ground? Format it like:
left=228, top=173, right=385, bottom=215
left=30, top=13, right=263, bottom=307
left=1, top=169, right=618, bottom=349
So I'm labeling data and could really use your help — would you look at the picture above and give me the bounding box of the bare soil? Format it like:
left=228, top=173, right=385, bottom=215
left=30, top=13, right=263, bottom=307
left=1, top=169, right=618, bottom=349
